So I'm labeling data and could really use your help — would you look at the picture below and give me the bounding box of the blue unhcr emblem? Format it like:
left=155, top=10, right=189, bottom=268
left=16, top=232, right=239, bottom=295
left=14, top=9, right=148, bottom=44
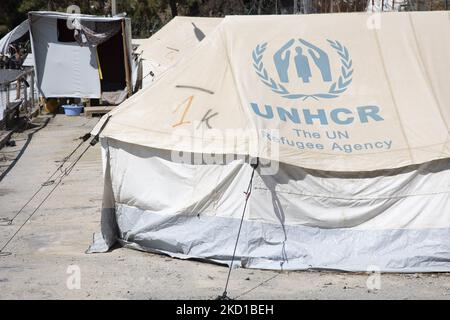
left=252, top=39, right=353, bottom=100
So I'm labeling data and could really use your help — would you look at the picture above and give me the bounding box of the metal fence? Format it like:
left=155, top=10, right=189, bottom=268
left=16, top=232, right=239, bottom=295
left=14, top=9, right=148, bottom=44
left=288, top=0, right=449, bottom=13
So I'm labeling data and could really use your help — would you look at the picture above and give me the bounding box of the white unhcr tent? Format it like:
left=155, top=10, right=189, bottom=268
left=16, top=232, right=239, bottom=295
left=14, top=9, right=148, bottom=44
left=133, top=16, right=222, bottom=88
left=88, top=11, right=450, bottom=272
left=29, top=12, right=139, bottom=104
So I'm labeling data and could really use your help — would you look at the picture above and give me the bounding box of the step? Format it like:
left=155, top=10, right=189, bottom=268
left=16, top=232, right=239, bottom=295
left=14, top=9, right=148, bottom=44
left=84, top=106, right=115, bottom=118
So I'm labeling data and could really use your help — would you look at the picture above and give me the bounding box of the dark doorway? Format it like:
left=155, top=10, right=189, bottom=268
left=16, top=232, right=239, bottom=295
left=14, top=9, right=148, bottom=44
left=96, top=26, right=126, bottom=94
left=57, top=19, right=76, bottom=42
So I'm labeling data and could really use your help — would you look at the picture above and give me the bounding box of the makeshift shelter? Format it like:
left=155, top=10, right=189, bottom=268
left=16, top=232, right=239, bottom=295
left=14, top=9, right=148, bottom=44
left=0, top=20, right=37, bottom=115
left=29, top=12, right=139, bottom=105
left=133, top=16, right=222, bottom=88
left=88, top=11, right=450, bottom=272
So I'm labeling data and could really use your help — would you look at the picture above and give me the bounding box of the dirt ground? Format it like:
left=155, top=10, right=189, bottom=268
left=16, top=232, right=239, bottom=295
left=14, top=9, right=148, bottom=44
left=0, top=114, right=449, bottom=300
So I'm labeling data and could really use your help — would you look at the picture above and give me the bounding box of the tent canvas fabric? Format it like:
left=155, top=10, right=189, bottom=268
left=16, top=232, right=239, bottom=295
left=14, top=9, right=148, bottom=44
left=88, top=11, right=450, bottom=272
left=133, top=16, right=222, bottom=88
left=28, top=12, right=138, bottom=99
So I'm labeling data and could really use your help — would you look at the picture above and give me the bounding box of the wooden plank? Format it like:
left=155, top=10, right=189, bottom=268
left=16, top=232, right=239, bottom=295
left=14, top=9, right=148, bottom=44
left=121, top=20, right=133, bottom=98
left=4, top=101, right=21, bottom=129
left=0, top=130, right=13, bottom=149
left=84, top=106, right=115, bottom=118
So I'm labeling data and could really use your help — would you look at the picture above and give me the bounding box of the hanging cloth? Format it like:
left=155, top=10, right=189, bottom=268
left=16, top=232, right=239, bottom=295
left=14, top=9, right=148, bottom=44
left=74, top=21, right=121, bottom=47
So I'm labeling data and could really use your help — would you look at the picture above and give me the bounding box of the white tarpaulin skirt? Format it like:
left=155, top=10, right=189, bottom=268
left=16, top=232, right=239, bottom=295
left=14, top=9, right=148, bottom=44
left=88, top=137, right=450, bottom=272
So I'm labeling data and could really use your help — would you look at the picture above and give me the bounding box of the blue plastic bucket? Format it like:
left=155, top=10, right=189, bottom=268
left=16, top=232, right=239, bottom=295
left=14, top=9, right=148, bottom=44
left=62, top=104, right=83, bottom=116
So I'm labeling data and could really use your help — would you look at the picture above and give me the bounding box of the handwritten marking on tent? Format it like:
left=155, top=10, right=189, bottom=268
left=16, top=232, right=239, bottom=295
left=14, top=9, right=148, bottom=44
left=172, top=95, right=219, bottom=129
left=166, top=46, right=180, bottom=52
left=172, top=95, right=194, bottom=128
left=196, top=109, right=219, bottom=129
left=175, top=85, right=215, bottom=95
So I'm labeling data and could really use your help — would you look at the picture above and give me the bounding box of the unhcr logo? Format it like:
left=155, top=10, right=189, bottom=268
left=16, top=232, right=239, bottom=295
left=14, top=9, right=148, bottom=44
left=252, top=39, right=353, bottom=100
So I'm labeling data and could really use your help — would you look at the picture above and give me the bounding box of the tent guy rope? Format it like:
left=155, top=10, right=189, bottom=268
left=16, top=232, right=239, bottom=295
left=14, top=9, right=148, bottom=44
left=0, top=136, right=94, bottom=257
left=0, top=115, right=111, bottom=256
left=0, top=133, right=91, bottom=226
left=217, top=157, right=259, bottom=300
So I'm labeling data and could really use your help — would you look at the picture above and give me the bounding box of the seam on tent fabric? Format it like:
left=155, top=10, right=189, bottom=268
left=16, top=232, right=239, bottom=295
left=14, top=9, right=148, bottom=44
left=407, top=13, right=450, bottom=159
left=113, top=202, right=263, bottom=223
left=106, top=137, right=118, bottom=206
left=103, top=131, right=450, bottom=174
left=217, top=21, right=259, bottom=148
left=373, top=20, right=414, bottom=163
left=108, top=202, right=450, bottom=233
left=253, top=186, right=450, bottom=201
left=100, top=137, right=118, bottom=233
left=104, top=127, right=450, bottom=157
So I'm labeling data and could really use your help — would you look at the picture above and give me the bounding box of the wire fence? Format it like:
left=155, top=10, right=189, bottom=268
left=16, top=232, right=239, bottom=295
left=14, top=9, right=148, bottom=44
left=280, top=0, right=449, bottom=14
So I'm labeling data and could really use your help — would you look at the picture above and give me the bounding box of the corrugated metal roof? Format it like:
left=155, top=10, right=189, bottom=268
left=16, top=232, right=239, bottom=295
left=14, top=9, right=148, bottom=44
left=0, top=69, right=27, bottom=86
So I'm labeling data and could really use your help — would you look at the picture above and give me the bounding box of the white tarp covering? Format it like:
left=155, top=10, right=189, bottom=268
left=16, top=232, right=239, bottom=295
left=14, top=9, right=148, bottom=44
left=0, top=19, right=29, bottom=55
left=29, top=13, right=101, bottom=98
left=133, top=16, right=222, bottom=87
left=89, top=11, right=450, bottom=272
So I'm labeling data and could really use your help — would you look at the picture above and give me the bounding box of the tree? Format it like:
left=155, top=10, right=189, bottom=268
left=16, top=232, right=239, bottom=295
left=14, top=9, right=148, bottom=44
left=1, top=0, right=447, bottom=39
left=168, top=0, right=178, bottom=16
left=0, top=0, right=27, bottom=37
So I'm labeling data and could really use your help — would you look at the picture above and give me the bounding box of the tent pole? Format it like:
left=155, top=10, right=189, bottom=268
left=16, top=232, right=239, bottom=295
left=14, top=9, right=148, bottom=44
left=111, top=0, right=117, bottom=16
left=30, top=71, right=35, bottom=113
left=121, top=20, right=132, bottom=98
left=16, top=79, right=20, bottom=101
left=23, top=77, right=28, bottom=112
